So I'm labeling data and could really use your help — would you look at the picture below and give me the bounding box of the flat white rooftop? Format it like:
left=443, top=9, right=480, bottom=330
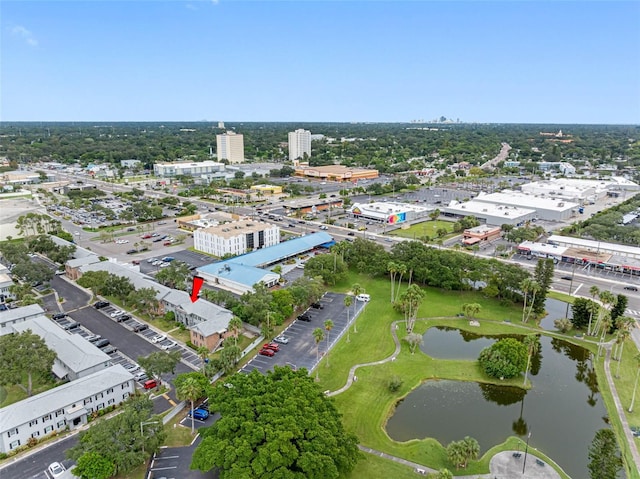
left=476, top=191, right=579, bottom=211
left=444, top=200, right=535, bottom=218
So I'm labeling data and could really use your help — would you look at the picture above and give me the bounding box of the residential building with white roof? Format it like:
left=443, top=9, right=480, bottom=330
left=0, top=304, right=46, bottom=336
left=12, top=316, right=111, bottom=380
left=0, top=365, right=134, bottom=454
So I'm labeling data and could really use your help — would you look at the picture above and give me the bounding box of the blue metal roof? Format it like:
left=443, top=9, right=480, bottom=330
left=198, top=232, right=333, bottom=287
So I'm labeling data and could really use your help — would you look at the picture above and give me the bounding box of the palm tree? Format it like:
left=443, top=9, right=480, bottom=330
left=176, top=376, right=203, bottom=434
left=520, top=278, right=535, bottom=323
left=228, top=316, right=243, bottom=346
left=524, top=280, right=540, bottom=323
left=462, top=303, right=481, bottom=321
left=588, top=286, right=600, bottom=335
left=344, top=295, right=353, bottom=342
left=460, top=436, right=480, bottom=468
left=614, top=329, right=630, bottom=378
left=597, top=314, right=612, bottom=358
left=523, top=335, right=540, bottom=387
left=324, top=319, right=334, bottom=367
left=594, top=291, right=616, bottom=338
left=196, top=346, right=210, bottom=375
left=629, top=353, right=640, bottom=412
left=387, top=261, right=398, bottom=303
left=395, top=263, right=407, bottom=302
left=312, top=327, right=325, bottom=380
left=351, top=283, right=364, bottom=333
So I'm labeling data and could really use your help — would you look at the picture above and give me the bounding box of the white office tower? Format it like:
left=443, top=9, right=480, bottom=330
left=216, top=131, right=245, bottom=164
left=288, top=129, right=311, bottom=161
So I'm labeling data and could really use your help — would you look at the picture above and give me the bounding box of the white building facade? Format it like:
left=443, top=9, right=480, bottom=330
left=0, top=365, right=134, bottom=454
left=288, top=129, right=311, bottom=161
left=216, top=132, right=245, bottom=164
left=153, top=160, right=225, bottom=178
left=193, top=221, right=280, bottom=257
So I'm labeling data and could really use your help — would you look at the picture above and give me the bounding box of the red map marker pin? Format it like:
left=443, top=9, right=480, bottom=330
left=190, top=276, right=204, bottom=303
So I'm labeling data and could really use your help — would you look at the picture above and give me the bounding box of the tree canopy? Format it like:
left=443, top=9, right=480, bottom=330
left=191, top=367, right=360, bottom=478
left=0, top=330, right=57, bottom=396
left=478, top=337, right=527, bottom=379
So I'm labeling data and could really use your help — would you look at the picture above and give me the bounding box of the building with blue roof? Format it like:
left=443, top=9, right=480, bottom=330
left=197, top=232, right=334, bottom=294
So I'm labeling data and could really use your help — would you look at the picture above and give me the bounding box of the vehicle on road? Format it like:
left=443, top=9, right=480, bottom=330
left=347, top=232, right=355, bottom=236
left=560, top=276, right=573, bottom=281
left=273, top=335, right=290, bottom=344
left=624, top=285, right=638, bottom=291
left=48, top=462, right=66, bottom=478
left=152, top=334, right=167, bottom=344
left=259, top=348, right=275, bottom=357
left=126, top=249, right=137, bottom=254
left=263, top=343, right=279, bottom=352
left=188, top=408, right=210, bottom=421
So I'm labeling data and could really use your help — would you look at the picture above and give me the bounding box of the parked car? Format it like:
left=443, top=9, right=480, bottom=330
left=259, top=348, right=275, bottom=357
left=48, top=462, right=66, bottom=478
left=188, top=408, right=210, bottom=421
left=263, top=343, right=279, bottom=352
left=133, top=323, right=149, bottom=333
left=124, top=363, right=140, bottom=372
left=64, top=321, right=80, bottom=330
left=297, top=313, right=311, bottom=322
left=356, top=293, right=371, bottom=302
left=101, top=345, right=118, bottom=354
left=143, top=379, right=157, bottom=389
left=110, top=310, right=123, bottom=318
left=52, top=313, right=67, bottom=320
left=94, top=301, right=110, bottom=309
left=311, top=302, right=324, bottom=309
left=152, top=334, right=167, bottom=344
left=86, top=334, right=101, bottom=342
left=117, top=314, right=131, bottom=322
left=273, top=335, right=290, bottom=344
left=94, top=338, right=110, bottom=348
left=134, top=371, right=148, bottom=381
left=161, top=341, right=176, bottom=350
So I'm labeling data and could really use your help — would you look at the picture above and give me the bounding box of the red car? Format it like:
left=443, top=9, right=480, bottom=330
left=263, top=343, right=279, bottom=352
left=259, top=348, right=275, bottom=357
left=142, top=234, right=152, bottom=239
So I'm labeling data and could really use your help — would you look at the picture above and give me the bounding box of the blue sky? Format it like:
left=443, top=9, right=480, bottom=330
left=2, top=1, right=639, bottom=124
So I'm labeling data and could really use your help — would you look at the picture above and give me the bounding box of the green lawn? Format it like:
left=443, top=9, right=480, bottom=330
left=0, top=376, right=59, bottom=408
left=388, top=220, right=457, bottom=241
left=314, top=272, right=630, bottom=478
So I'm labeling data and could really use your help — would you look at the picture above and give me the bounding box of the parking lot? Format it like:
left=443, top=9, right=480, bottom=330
left=149, top=434, right=217, bottom=479
left=140, top=250, right=215, bottom=275
left=240, top=292, right=367, bottom=375
left=95, top=303, right=203, bottom=370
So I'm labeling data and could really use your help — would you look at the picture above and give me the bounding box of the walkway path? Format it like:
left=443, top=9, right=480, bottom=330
left=603, top=345, right=640, bottom=467
left=329, top=315, right=640, bottom=478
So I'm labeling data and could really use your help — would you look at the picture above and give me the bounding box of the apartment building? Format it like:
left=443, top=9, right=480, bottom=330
left=216, top=131, right=245, bottom=164
left=288, top=129, right=311, bottom=161
left=193, top=221, right=280, bottom=257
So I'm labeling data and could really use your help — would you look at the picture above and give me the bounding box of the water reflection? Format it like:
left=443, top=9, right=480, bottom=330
left=389, top=333, right=607, bottom=479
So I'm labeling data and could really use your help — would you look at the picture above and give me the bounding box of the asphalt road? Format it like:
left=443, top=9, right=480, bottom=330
left=0, top=434, right=78, bottom=479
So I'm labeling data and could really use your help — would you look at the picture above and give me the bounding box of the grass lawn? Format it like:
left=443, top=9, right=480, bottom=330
left=547, top=290, right=576, bottom=303
left=0, top=377, right=59, bottom=408
left=163, top=412, right=198, bottom=447
left=388, top=220, right=457, bottom=241
left=315, top=271, right=630, bottom=478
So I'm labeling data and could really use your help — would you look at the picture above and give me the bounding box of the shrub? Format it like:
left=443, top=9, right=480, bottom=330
left=388, top=376, right=403, bottom=393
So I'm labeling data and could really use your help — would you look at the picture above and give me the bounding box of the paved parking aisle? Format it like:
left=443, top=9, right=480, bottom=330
left=240, top=293, right=367, bottom=375
left=150, top=438, right=217, bottom=479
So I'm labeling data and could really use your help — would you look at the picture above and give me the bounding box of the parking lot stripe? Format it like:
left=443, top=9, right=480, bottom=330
left=162, top=393, right=176, bottom=406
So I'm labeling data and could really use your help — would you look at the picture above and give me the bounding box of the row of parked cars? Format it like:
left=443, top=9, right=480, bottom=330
left=94, top=301, right=149, bottom=332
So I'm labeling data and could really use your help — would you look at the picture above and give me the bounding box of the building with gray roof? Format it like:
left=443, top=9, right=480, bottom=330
left=12, top=316, right=111, bottom=380
left=0, top=365, right=134, bottom=454
left=0, top=304, right=45, bottom=336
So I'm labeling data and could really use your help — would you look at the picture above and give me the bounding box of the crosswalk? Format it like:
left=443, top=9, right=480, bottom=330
left=626, top=309, right=640, bottom=317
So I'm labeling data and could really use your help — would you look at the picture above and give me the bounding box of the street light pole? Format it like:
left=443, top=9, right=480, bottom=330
left=522, top=431, right=532, bottom=474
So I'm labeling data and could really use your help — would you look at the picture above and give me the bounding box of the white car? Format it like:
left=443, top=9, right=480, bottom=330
left=356, top=293, right=371, bottom=302
left=161, top=341, right=176, bottom=350
left=152, top=334, right=167, bottom=344
left=48, top=462, right=66, bottom=478
left=274, top=335, right=290, bottom=344
left=110, top=310, right=123, bottom=317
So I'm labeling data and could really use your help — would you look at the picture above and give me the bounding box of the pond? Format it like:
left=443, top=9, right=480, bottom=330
left=539, top=298, right=573, bottom=331
left=389, top=332, right=608, bottom=479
